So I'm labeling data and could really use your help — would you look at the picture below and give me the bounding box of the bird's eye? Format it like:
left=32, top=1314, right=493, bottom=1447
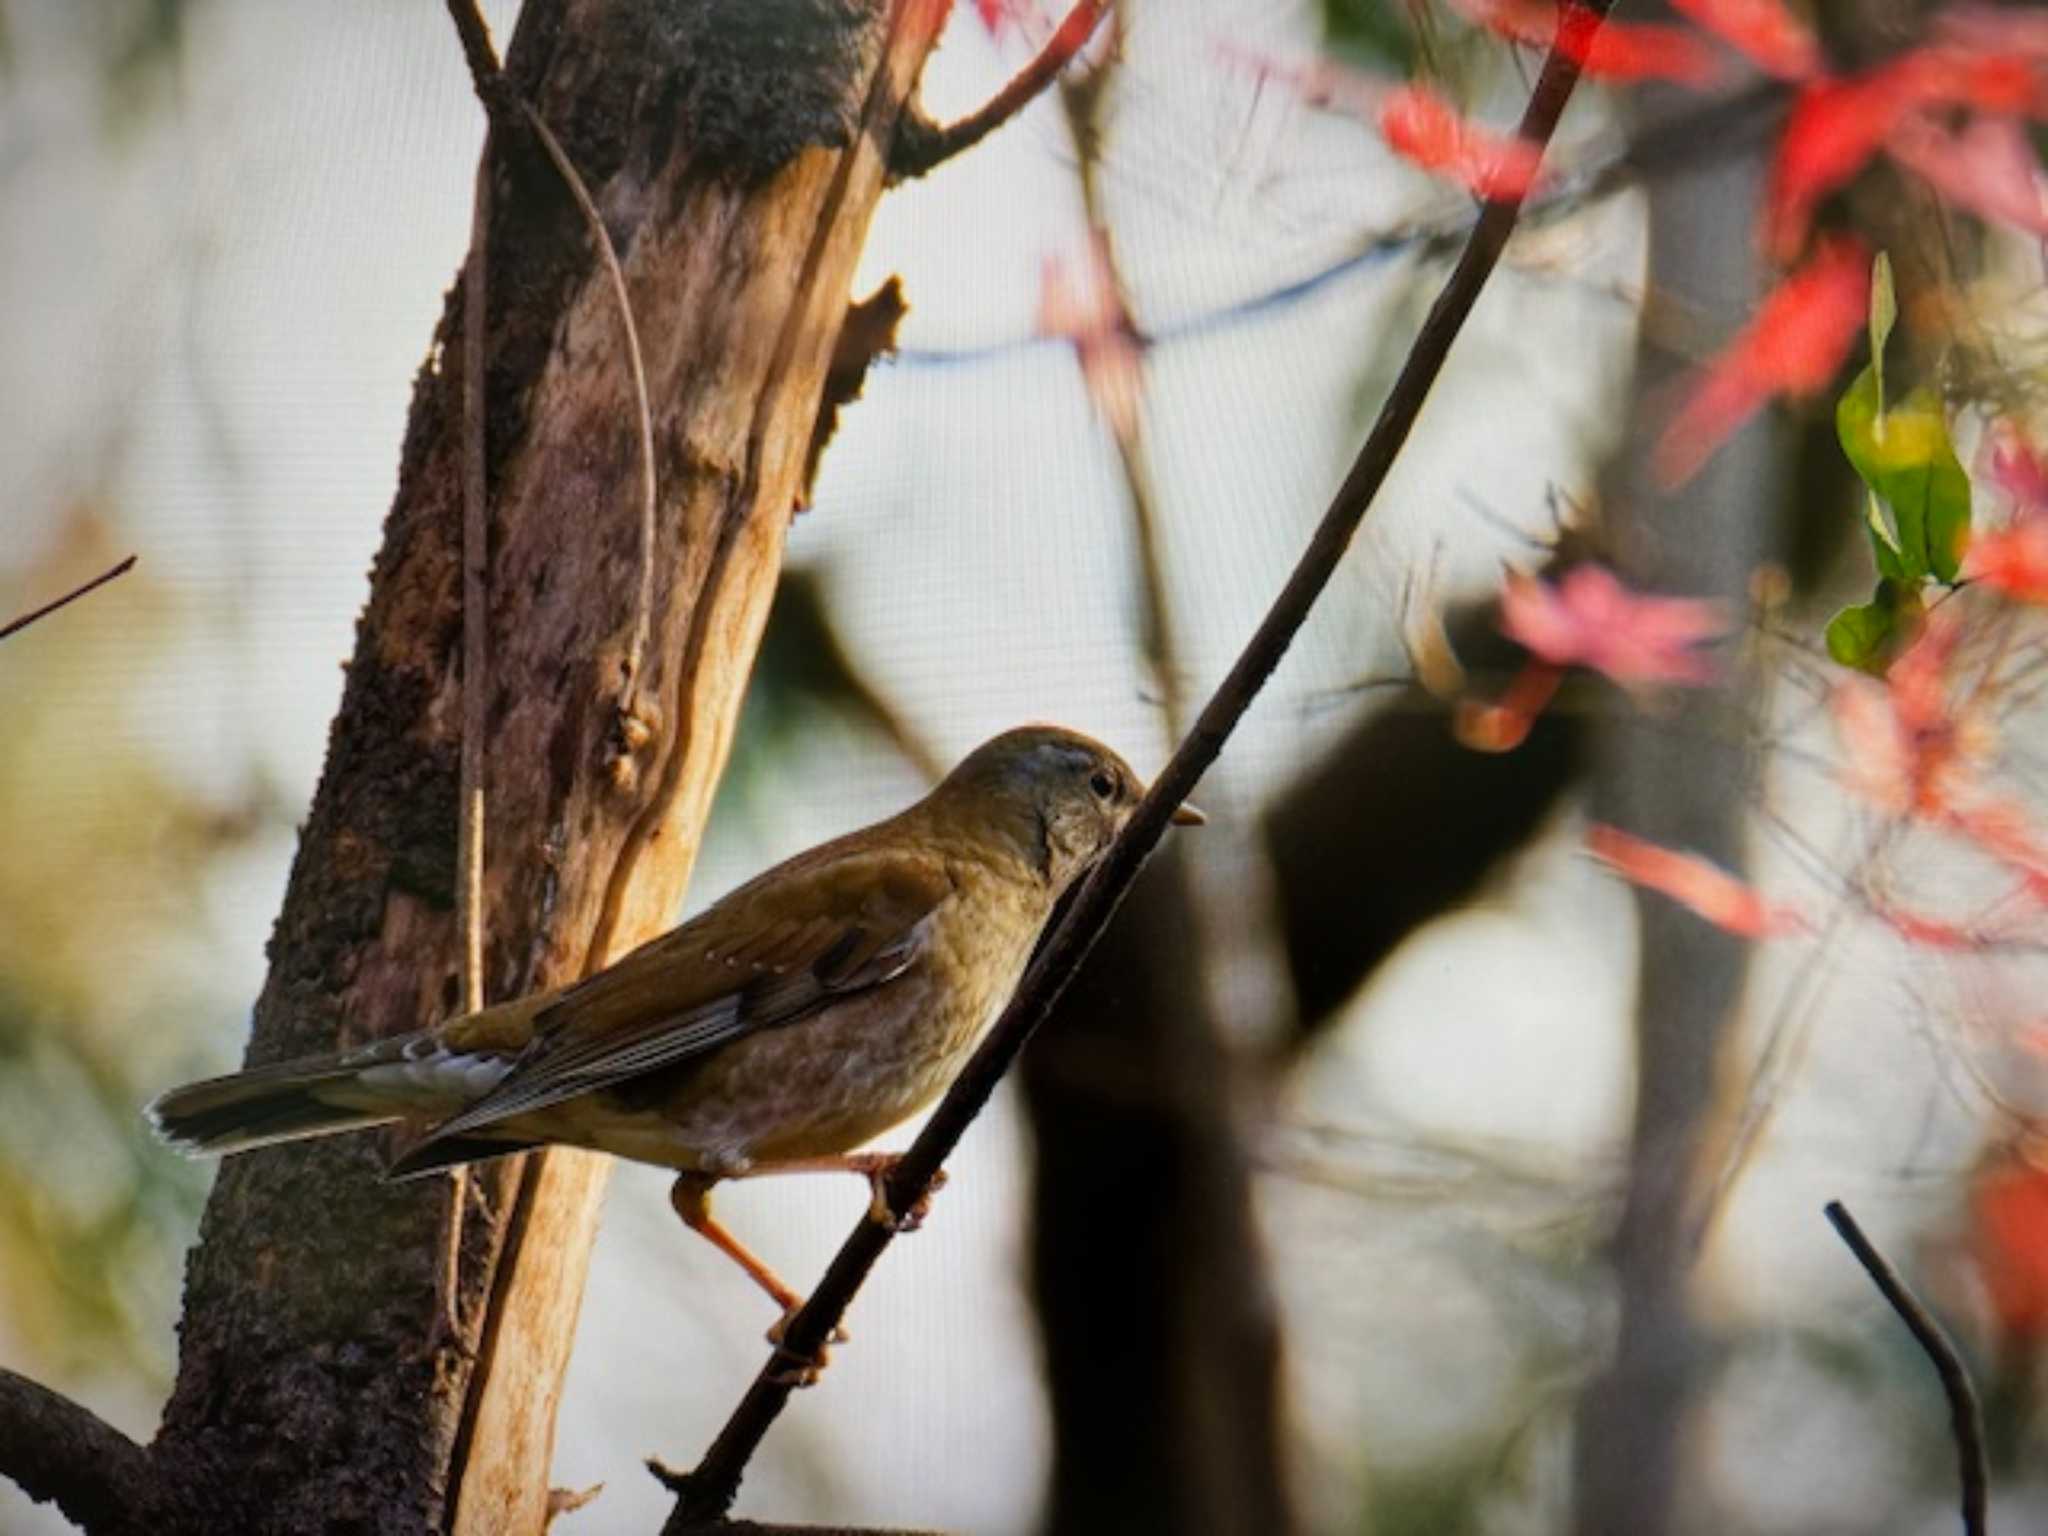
left=1089, top=771, right=1116, bottom=800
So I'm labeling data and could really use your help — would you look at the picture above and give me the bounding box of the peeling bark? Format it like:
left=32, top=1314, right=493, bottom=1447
left=120, top=3, right=943, bottom=1532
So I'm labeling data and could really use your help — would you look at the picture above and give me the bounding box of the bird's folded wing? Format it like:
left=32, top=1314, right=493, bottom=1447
left=406, top=849, right=952, bottom=1147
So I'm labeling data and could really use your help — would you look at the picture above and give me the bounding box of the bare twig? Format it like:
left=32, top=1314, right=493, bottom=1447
left=513, top=96, right=659, bottom=706
left=443, top=0, right=659, bottom=718
left=1824, top=1200, right=1988, bottom=1536
left=458, top=137, right=492, bottom=1022
left=892, top=0, right=1110, bottom=178
left=0, top=554, right=137, bottom=642
left=444, top=2, right=503, bottom=1356
left=660, top=7, right=1614, bottom=1525
left=0, top=1367, right=153, bottom=1535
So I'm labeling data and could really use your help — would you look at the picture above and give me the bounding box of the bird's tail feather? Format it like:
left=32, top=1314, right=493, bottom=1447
left=148, top=1051, right=404, bottom=1156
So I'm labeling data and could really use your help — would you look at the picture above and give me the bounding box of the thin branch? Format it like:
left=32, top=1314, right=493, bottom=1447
left=458, top=130, right=491, bottom=1021
left=660, top=7, right=1614, bottom=1525
left=0, top=1367, right=153, bottom=1535
left=1824, top=1200, right=1988, bottom=1536
left=448, top=0, right=499, bottom=1352
left=514, top=96, right=660, bottom=707
left=0, top=554, right=136, bottom=641
left=444, top=0, right=660, bottom=717
left=891, top=0, right=1111, bottom=178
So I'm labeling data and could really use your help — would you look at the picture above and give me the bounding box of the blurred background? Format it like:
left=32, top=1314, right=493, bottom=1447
left=4, top=0, right=2046, bottom=1531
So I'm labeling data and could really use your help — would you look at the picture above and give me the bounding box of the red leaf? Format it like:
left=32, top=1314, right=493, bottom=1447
left=1446, top=0, right=1723, bottom=84
left=1889, top=111, right=2048, bottom=235
left=1377, top=83, right=1545, bottom=202
left=1653, top=235, right=1868, bottom=486
left=1579, top=21, right=1725, bottom=85
left=1454, top=661, right=1563, bottom=753
left=1765, top=74, right=1905, bottom=260
left=1767, top=45, right=2048, bottom=258
left=1586, top=823, right=1809, bottom=938
left=1498, top=564, right=1726, bottom=686
left=1668, top=0, right=1821, bottom=80
left=1971, top=1152, right=2048, bottom=1340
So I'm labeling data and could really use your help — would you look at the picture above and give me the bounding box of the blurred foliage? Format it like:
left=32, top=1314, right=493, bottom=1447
left=0, top=511, right=275, bottom=1381
left=0, top=0, right=205, bottom=137
left=1321, top=0, right=1425, bottom=73
left=709, top=565, right=941, bottom=840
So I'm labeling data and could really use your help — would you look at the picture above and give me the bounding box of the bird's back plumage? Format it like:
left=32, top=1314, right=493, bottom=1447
left=150, top=724, right=1150, bottom=1185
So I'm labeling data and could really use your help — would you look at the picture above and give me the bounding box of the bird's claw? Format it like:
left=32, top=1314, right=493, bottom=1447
left=763, top=1307, right=844, bottom=1386
left=866, top=1165, right=947, bottom=1232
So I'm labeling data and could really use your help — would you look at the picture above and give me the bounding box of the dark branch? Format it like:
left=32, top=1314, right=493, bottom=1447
left=1824, top=1200, right=1988, bottom=1536
left=0, top=1367, right=153, bottom=1535
left=0, top=554, right=137, bottom=642
left=891, top=0, right=1110, bottom=178
left=660, top=6, right=1615, bottom=1526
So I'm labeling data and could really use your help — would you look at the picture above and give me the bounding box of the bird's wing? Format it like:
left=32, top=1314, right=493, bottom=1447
left=406, top=848, right=952, bottom=1147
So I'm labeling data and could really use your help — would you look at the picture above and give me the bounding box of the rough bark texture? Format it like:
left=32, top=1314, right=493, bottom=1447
left=121, top=3, right=941, bottom=1532
left=1023, top=847, right=1294, bottom=1536
left=1570, top=59, right=1777, bottom=1536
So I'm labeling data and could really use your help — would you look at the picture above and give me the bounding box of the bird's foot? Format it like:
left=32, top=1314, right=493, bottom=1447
left=764, top=1306, right=846, bottom=1386
left=865, top=1162, right=948, bottom=1232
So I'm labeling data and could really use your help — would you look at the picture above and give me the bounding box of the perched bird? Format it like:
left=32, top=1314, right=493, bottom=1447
left=151, top=724, right=1201, bottom=1344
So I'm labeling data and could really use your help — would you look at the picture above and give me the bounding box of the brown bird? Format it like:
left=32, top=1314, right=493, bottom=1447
left=151, top=724, right=1201, bottom=1345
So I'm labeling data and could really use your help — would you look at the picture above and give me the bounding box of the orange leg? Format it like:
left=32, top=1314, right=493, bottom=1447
left=730, top=1151, right=949, bottom=1230
left=669, top=1175, right=844, bottom=1384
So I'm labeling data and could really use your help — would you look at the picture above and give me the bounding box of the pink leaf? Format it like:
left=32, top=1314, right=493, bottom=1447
left=1888, top=112, right=2048, bottom=236
left=1964, top=521, right=2048, bottom=604
left=1668, top=0, right=1822, bottom=80
left=1587, top=823, right=1810, bottom=938
left=1653, top=235, right=1868, bottom=486
left=1377, top=83, right=1545, bottom=202
left=1936, top=3, right=2048, bottom=63
left=1035, top=232, right=1143, bottom=445
left=1984, top=422, right=2048, bottom=517
left=1872, top=902, right=1980, bottom=950
left=1498, top=564, right=1727, bottom=686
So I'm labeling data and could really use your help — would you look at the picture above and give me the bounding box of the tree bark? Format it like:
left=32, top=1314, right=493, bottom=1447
left=1570, top=57, right=1779, bottom=1536
left=0, top=3, right=945, bottom=1532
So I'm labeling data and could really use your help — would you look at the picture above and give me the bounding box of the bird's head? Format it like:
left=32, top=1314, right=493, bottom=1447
left=932, top=725, right=1202, bottom=893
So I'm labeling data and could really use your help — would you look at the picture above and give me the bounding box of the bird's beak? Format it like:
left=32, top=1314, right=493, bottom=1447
left=1170, top=802, right=1207, bottom=827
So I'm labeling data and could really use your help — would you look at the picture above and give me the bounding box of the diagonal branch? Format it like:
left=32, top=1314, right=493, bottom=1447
left=891, top=0, right=1110, bottom=178
left=660, top=5, right=1617, bottom=1526
left=1824, top=1200, right=1988, bottom=1536
left=0, top=554, right=137, bottom=642
left=0, top=1367, right=154, bottom=1535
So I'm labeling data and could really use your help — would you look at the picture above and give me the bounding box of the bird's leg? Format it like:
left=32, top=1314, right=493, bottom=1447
left=729, top=1151, right=948, bottom=1232
left=668, top=1175, right=844, bottom=1383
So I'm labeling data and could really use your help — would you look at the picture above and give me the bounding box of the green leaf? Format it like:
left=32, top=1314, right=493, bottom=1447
left=1868, top=251, right=1895, bottom=411
left=1320, top=0, right=1418, bottom=69
left=1825, top=581, right=1917, bottom=674
left=1836, top=371, right=1971, bottom=584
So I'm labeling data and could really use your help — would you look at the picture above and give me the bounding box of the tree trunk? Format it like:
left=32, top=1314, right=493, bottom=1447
left=1024, top=847, right=1295, bottom=1536
left=1570, top=57, right=1782, bottom=1536
left=1, top=3, right=942, bottom=1532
